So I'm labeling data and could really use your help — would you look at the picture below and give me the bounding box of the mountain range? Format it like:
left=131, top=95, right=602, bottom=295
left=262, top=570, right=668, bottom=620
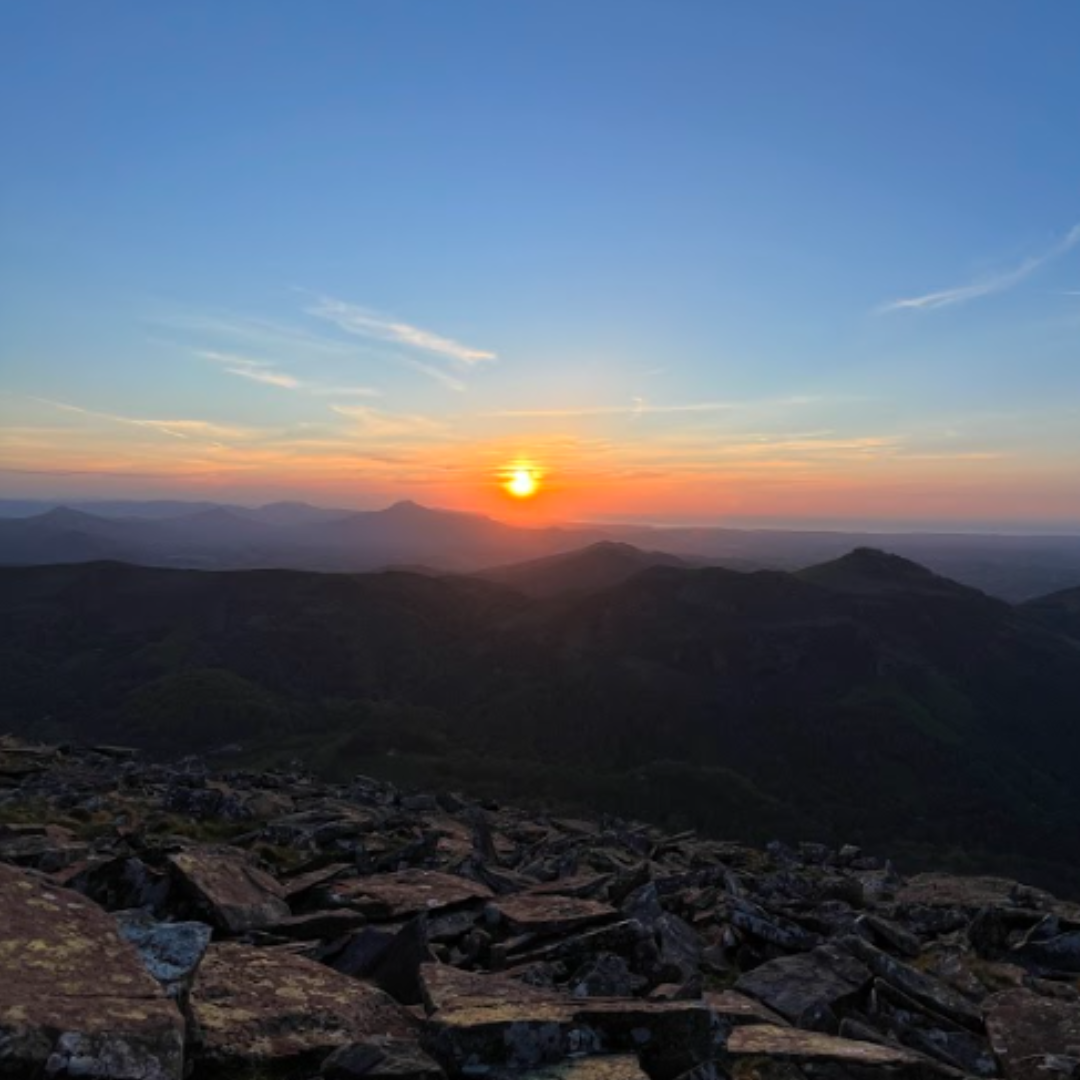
left=2, top=498, right=1080, bottom=600
left=3, top=543, right=1080, bottom=896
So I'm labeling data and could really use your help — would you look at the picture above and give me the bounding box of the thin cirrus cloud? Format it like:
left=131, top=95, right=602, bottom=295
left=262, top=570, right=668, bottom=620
left=488, top=395, right=821, bottom=419
left=31, top=396, right=254, bottom=443
left=199, top=350, right=300, bottom=390
left=306, top=296, right=497, bottom=366
left=198, top=349, right=381, bottom=398
left=879, top=222, right=1080, bottom=313
left=404, top=359, right=467, bottom=393
left=330, top=404, right=449, bottom=439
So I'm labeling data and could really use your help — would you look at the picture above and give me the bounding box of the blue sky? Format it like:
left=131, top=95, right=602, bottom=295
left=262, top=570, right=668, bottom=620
left=2, top=1, right=1079, bottom=525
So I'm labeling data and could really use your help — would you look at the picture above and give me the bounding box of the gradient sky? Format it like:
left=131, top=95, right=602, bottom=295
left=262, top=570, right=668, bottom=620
left=2, top=1, right=1080, bottom=527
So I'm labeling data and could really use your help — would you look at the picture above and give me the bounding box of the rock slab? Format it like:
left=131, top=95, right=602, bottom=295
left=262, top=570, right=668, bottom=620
left=0, top=861, right=185, bottom=1079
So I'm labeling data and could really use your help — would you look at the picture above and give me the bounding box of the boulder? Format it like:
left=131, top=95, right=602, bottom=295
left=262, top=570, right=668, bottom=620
left=330, top=870, right=493, bottom=920
left=189, top=942, right=419, bottom=1078
left=167, top=846, right=290, bottom=932
left=0, top=862, right=185, bottom=1079
left=735, top=945, right=871, bottom=1031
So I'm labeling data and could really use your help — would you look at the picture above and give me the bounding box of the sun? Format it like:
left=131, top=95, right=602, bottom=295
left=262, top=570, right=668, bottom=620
left=504, top=467, right=540, bottom=499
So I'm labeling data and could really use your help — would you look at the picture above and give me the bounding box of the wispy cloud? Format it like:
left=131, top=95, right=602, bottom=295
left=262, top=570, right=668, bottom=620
left=199, top=349, right=301, bottom=390
left=330, top=404, right=448, bottom=439
left=198, top=348, right=381, bottom=397
left=880, top=223, right=1080, bottom=313
left=404, top=359, right=466, bottom=393
left=31, top=396, right=254, bottom=443
left=224, top=366, right=301, bottom=390
left=155, top=312, right=365, bottom=359
left=486, top=396, right=819, bottom=419
left=307, top=296, right=496, bottom=365
left=308, top=385, right=383, bottom=398
left=486, top=401, right=720, bottom=419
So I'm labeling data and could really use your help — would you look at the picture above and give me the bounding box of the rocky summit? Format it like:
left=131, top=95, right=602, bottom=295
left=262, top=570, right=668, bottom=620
left=1, top=739, right=1078, bottom=1080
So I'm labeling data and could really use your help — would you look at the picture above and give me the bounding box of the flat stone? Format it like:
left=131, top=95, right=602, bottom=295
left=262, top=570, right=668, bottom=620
left=331, top=870, right=493, bottom=920
left=856, top=913, right=922, bottom=959
left=727, top=1025, right=947, bottom=1077
left=0, top=861, right=185, bottom=1079
left=420, top=964, right=725, bottom=1080
left=282, top=861, right=354, bottom=902
left=702, top=991, right=788, bottom=1028
left=726, top=897, right=821, bottom=952
left=528, top=874, right=614, bottom=899
left=895, top=874, right=1051, bottom=912
left=986, top=989, right=1080, bottom=1080
left=842, top=936, right=983, bottom=1032
left=190, top=942, right=418, bottom=1078
left=1012, top=930, right=1080, bottom=975
left=508, top=919, right=649, bottom=967
left=869, top=978, right=996, bottom=1076
left=420, top=964, right=599, bottom=1073
left=495, top=894, right=619, bottom=936
left=168, top=845, right=290, bottom=932
left=572, top=998, right=725, bottom=1079
left=735, top=945, right=871, bottom=1030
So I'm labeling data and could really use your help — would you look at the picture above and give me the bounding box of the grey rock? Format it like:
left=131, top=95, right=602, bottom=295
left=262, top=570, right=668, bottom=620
left=114, top=908, right=212, bottom=1000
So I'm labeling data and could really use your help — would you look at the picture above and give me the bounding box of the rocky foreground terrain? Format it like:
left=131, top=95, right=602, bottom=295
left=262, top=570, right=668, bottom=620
left=1, top=739, right=1078, bottom=1080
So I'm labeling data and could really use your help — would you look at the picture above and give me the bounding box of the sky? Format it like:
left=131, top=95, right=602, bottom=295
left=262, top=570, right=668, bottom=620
left=2, top=1, right=1080, bottom=528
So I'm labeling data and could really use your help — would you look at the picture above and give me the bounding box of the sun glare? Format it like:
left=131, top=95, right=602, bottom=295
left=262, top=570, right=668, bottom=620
left=504, top=467, right=540, bottom=499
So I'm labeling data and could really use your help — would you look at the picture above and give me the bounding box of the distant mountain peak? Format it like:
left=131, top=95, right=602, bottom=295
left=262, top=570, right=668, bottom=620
left=837, top=546, right=936, bottom=578
left=475, top=539, right=686, bottom=598
left=37, top=506, right=99, bottom=526
left=799, top=546, right=982, bottom=597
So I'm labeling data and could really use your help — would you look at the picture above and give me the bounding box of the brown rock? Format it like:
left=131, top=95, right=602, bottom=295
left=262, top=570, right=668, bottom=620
left=495, top=894, right=619, bottom=936
left=727, top=1025, right=953, bottom=1079
left=420, top=964, right=728, bottom=1080
left=331, top=869, right=493, bottom=920
left=419, top=963, right=596, bottom=1073
left=986, top=989, right=1080, bottom=1080
left=0, top=862, right=185, bottom=1079
left=895, top=874, right=1053, bottom=913
left=190, top=942, right=418, bottom=1078
left=702, top=990, right=788, bottom=1028
left=167, top=845, right=290, bottom=932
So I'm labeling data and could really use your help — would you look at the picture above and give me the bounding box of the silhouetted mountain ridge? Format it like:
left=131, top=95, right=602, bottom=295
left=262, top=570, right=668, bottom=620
left=474, top=540, right=689, bottom=597
left=3, top=550, right=1080, bottom=894
left=2, top=499, right=1080, bottom=599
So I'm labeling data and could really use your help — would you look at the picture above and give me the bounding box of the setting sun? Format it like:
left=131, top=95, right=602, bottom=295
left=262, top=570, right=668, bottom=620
left=505, top=468, right=539, bottom=499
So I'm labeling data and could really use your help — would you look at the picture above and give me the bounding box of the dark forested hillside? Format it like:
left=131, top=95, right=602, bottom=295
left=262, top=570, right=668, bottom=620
left=3, top=552, right=1080, bottom=895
